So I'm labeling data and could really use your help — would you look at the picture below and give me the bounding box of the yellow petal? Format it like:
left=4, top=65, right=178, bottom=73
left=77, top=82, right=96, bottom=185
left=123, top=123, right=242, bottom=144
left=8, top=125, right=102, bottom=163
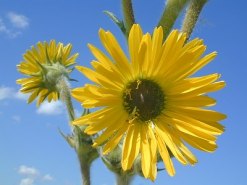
left=27, top=89, right=40, bottom=103
left=147, top=27, right=164, bottom=77
left=62, top=44, right=72, bottom=62
left=163, top=112, right=217, bottom=140
left=178, top=131, right=217, bottom=152
left=99, top=29, right=132, bottom=79
left=122, top=123, right=141, bottom=170
left=85, top=107, right=125, bottom=134
left=167, top=96, right=216, bottom=107
left=103, top=126, right=127, bottom=154
left=36, top=89, right=49, bottom=106
left=75, top=66, right=122, bottom=90
left=73, top=107, right=113, bottom=125
left=147, top=124, right=158, bottom=180
left=156, top=132, right=175, bottom=176
left=129, top=24, right=143, bottom=75
left=140, top=123, right=151, bottom=178
left=177, top=52, right=217, bottom=80
left=156, top=122, right=187, bottom=165
left=91, top=61, right=125, bottom=85
left=167, top=73, right=220, bottom=95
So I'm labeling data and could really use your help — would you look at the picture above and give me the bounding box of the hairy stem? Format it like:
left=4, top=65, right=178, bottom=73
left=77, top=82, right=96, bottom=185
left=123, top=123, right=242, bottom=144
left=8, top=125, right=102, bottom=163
left=57, top=76, right=91, bottom=185
left=57, top=76, right=75, bottom=121
left=158, top=0, right=189, bottom=39
left=116, top=173, right=133, bottom=185
left=181, top=0, right=208, bottom=40
left=122, top=0, right=135, bottom=37
left=79, top=158, right=91, bottom=185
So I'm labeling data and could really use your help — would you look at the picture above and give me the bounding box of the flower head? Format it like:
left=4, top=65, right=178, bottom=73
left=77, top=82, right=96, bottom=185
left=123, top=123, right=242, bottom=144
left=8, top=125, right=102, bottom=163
left=17, top=40, right=78, bottom=106
left=72, top=24, right=226, bottom=180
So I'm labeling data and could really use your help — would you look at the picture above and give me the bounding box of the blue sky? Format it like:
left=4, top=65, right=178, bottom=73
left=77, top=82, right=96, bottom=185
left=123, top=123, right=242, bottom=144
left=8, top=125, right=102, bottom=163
left=0, top=0, right=247, bottom=185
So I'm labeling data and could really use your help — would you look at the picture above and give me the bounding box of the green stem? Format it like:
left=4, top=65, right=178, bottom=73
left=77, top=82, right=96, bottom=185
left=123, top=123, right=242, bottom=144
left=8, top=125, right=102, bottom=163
left=57, top=76, right=92, bottom=185
left=79, top=157, right=91, bottom=185
left=158, top=0, right=189, bottom=39
left=181, top=0, right=208, bottom=40
left=122, top=0, right=135, bottom=37
left=57, top=76, right=75, bottom=121
left=116, top=173, right=133, bottom=185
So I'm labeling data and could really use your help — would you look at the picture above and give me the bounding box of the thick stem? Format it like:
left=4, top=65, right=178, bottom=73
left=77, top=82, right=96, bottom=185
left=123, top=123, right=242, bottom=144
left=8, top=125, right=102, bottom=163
left=57, top=76, right=92, bottom=185
left=116, top=173, right=133, bottom=185
left=122, top=0, right=135, bottom=37
left=79, top=158, right=91, bottom=185
left=181, top=0, right=208, bottom=40
left=158, top=0, right=189, bottom=39
left=56, top=76, right=75, bottom=121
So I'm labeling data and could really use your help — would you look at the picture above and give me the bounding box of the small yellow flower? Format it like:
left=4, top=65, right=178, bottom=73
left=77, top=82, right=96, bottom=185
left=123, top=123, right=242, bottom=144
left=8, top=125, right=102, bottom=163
left=17, top=40, right=78, bottom=106
left=72, top=24, right=226, bottom=180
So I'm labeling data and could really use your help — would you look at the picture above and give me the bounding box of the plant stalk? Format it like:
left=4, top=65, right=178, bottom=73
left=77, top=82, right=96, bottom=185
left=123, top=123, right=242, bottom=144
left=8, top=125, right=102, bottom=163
left=116, top=173, right=133, bottom=185
left=57, top=76, right=91, bottom=185
left=158, top=0, right=189, bottom=39
left=79, top=157, right=91, bottom=185
left=181, top=0, right=208, bottom=40
left=122, top=0, right=135, bottom=37
left=57, top=76, right=75, bottom=121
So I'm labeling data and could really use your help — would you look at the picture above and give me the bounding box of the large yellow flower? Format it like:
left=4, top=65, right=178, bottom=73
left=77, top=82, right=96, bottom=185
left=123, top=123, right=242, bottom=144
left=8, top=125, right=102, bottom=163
left=72, top=24, right=226, bottom=180
left=17, top=40, right=78, bottom=106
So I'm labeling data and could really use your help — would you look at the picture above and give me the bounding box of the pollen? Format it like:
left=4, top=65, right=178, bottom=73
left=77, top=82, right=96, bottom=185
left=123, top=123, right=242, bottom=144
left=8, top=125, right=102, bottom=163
left=123, top=79, right=165, bottom=122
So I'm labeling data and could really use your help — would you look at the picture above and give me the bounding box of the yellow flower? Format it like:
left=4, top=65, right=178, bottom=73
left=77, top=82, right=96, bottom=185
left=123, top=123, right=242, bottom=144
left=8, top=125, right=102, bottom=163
left=72, top=24, right=226, bottom=180
left=17, top=40, right=78, bottom=106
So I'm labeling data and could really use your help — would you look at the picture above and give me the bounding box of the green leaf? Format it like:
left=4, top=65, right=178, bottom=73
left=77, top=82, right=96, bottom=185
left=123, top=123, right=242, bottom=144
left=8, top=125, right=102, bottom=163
left=58, top=128, right=75, bottom=148
left=73, top=125, right=99, bottom=163
left=104, top=11, right=126, bottom=35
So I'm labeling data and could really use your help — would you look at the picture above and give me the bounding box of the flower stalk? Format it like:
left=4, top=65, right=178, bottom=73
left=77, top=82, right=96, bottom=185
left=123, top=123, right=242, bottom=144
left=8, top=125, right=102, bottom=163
left=122, top=0, right=135, bottom=37
left=158, top=0, right=189, bottom=39
left=56, top=76, right=75, bottom=121
left=116, top=173, right=133, bottom=185
left=57, top=76, right=97, bottom=185
left=74, top=125, right=98, bottom=185
left=181, top=0, right=208, bottom=40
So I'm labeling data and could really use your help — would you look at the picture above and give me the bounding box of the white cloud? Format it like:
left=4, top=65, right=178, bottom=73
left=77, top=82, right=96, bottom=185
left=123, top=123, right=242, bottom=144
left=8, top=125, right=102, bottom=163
left=42, top=174, right=53, bottom=181
left=37, top=101, right=64, bottom=115
left=20, top=178, right=34, bottom=185
left=18, top=165, right=55, bottom=185
left=0, top=17, right=20, bottom=38
left=7, top=12, right=29, bottom=29
left=15, top=90, right=29, bottom=100
left=18, top=165, right=39, bottom=177
left=0, top=18, right=8, bottom=32
left=0, top=86, right=14, bottom=100
left=0, top=12, right=29, bottom=38
left=0, top=86, right=29, bottom=101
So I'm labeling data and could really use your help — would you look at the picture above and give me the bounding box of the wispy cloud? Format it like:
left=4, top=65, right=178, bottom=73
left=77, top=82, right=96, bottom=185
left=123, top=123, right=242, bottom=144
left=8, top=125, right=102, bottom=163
left=37, top=101, right=64, bottom=115
left=18, top=165, right=39, bottom=177
left=18, top=165, right=54, bottom=185
left=0, top=11, right=29, bottom=38
left=15, top=90, right=29, bottom=100
left=0, top=86, right=14, bottom=100
left=20, top=178, right=34, bottom=185
left=0, top=86, right=29, bottom=101
left=42, top=174, right=54, bottom=181
left=7, top=12, right=29, bottom=29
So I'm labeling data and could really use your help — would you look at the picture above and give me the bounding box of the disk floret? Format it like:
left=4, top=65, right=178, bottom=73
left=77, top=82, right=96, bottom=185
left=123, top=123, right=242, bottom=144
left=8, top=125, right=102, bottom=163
left=123, top=79, right=165, bottom=122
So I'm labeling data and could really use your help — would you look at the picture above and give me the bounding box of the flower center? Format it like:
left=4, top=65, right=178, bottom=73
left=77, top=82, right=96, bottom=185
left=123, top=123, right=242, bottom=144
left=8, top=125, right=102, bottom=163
left=123, top=79, right=165, bottom=122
